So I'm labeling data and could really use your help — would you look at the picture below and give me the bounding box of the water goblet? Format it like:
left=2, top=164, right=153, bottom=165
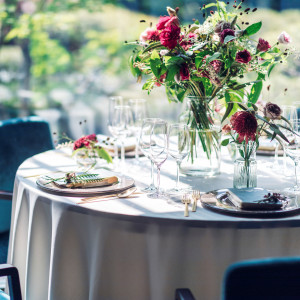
left=129, top=98, right=148, bottom=162
left=139, top=118, right=159, bottom=192
left=284, top=140, right=300, bottom=194
left=148, top=120, right=168, bottom=199
left=110, top=105, right=133, bottom=171
left=167, top=123, right=190, bottom=194
left=108, top=96, right=124, bottom=166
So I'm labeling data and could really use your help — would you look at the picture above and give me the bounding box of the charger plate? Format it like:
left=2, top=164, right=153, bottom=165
left=36, top=170, right=135, bottom=197
left=201, top=188, right=300, bottom=218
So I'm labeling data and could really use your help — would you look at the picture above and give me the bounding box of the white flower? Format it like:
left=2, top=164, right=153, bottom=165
left=139, top=28, right=152, bottom=42
left=212, top=33, right=220, bottom=42
left=278, top=31, right=292, bottom=44
left=160, top=50, right=169, bottom=56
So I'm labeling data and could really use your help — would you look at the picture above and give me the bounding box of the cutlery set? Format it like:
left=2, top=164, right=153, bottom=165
left=181, top=190, right=201, bottom=217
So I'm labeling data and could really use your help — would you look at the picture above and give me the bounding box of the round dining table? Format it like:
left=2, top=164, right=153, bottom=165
left=7, top=148, right=300, bottom=300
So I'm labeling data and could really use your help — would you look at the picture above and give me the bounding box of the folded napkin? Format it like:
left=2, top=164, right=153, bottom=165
left=227, top=188, right=286, bottom=211
left=53, top=173, right=118, bottom=189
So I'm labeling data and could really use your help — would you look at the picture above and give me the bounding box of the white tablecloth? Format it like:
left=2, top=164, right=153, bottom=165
left=7, top=149, right=300, bottom=300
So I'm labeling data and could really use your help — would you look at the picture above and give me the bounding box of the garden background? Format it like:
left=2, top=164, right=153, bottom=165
left=0, top=0, right=299, bottom=139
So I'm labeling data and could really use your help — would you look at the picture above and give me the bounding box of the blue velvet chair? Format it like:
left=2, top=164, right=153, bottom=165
left=222, top=257, right=300, bottom=300
left=175, top=289, right=196, bottom=300
left=0, top=116, right=53, bottom=234
left=0, top=264, right=22, bottom=300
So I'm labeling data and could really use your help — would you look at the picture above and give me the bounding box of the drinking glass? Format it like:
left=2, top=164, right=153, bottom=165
left=167, top=123, right=190, bottom=193
left=110, top=105, right=133, bottom=170
left=284, top=141, right=300, bottom=194
left=139, top=118, right=158, bottom=192
left=129, top=98, right=147, bottom=161
left=148, top=120, right=168, bottom=199
left=108, top=96, right=124, bottom=165
left=281, top=106, right=298, bottom=175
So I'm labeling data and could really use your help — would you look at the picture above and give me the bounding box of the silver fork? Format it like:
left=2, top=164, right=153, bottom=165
left=192, top=190, right=201, bottom=212
left=181, top=194, right=191, bottom=217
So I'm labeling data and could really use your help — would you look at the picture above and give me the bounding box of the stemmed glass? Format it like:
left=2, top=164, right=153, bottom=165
left=139, top=118, right=158, bottom=192
left=167, top=123, right=190, bottom=193
left=109, top=105, right=133, bottom=170
left=281, top=106, right=298, bottom=174
left=284, top=120, right=300, bottom=194
left=129, top=98, right=147, bottom=162
left=108, top=96, right=124, bottom=166
left=148, top=120, right=168, bottom=199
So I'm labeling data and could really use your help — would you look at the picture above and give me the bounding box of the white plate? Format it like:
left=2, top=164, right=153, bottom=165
left=36, top=170, right=135, bottom=197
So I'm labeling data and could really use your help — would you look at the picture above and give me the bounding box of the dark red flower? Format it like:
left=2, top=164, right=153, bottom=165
left=73, top=134, right=98, bottom=150
left=156, top=16, right=180, bottom=30
left=257, top=38, right=271, bottom=52
left=220, top=29, right=235, bottom=43
left=235, top=50, right=252, bottom=64
left=159, top=25, right=180, bottom=49
left=230, top=111, right=258, bottom=143
left=147, top=30, right=160, bottom=41
left=180, top=64, right=190, bottom=81
left=264, top=102, right=282, bottom=120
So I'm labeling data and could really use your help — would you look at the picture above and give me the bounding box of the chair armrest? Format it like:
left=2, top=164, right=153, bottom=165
left=0, top=190, right=13, bottom=201
left=0, top=264, right=22, bottom=300
left=175, top=288, right=196, bottom=300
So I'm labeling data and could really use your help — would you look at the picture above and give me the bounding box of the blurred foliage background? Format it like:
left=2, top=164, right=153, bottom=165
left=0, top=0, right=299, bottom=138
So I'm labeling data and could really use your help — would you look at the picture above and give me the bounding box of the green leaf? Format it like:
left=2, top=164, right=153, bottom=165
left=222, top=101, right=234, bottom=123
left=142, top=79, right=154, bottom=91
left=142, top=42, right=163, bottom=54
left=129, top=55, right=141, bottom=77
left=269, top=124, right=289, bottom=143
left=165, top=65, right=180, bottom=82
left=96, top=148, right=113, bottom=164
left=244, top=21, right=262, bottom=36
left=224, top=35, right=236, bottom=44
left=260, top=52, right=273, bottom=60
left=268, top=63, right=277, bottom=77
left=221, top=139, right=230, bottom=146
left=150, top=50, right=162, bottom=78
left=206, top=52, right=221, bottom=63
left=195, top=50, right=210, bottom=68
left=248, top=80, right=263, bottom=105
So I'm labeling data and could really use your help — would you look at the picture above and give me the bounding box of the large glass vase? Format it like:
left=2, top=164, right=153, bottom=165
left=179, top=96, right=221, bottom=177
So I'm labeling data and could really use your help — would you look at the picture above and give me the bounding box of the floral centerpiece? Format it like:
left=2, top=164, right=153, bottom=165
left=128, top=1, right=293, bottom=176
left=222, top=102, right=292, bottom=188
left=57, top=134, right=113, bottom=169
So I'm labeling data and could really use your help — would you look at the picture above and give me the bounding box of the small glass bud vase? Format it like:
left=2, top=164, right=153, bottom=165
left=73, top=148, right=97, bottom=170
left=233, top=141, right=257, bottom=189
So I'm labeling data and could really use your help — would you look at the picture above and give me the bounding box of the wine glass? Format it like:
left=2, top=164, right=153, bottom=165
left=139, top=118, right=159, bottom=192
left=109, top=105, right=133, bottom=171
left=148, top=120, right=168, bottom=199
left=284, top=141, right=300, bottom=194
left=129, top=98, right=147, bottom=162
left=281, top=106, right=298, bottom=175
left=108, top=96, right=124, bottom=166
left=167, top=123, right=190, bottom=193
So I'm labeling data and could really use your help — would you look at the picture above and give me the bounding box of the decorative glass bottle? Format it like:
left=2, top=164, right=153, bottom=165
left=233, top=141, right=257, bottom=189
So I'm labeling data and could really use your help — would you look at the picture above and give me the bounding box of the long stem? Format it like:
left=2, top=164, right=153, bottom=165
left=135, top=135, right=139, bottom=160
left=175, top=160, right=180, bottom=190
left=151, top=160, right=155, bottom=186
left=295, top=161, right=299, bottom=190
left=121, top=140, right=125, bottom=168
left=157, top=165, right=161, bottom=195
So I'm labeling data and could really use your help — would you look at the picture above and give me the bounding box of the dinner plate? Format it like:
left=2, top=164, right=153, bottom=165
left=36, top=170, right=135, bottom=197
left=201, top=188, right=300, bottom=218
